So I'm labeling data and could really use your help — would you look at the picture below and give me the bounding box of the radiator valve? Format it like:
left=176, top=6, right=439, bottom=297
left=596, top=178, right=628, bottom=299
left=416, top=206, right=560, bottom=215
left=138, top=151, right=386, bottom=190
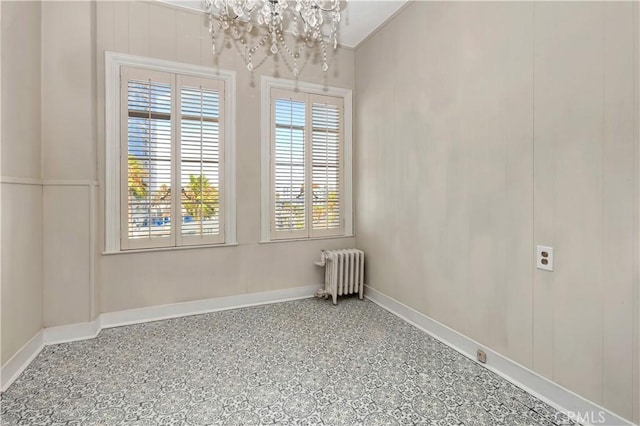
left=314, top=250, right=329, bottom=267
left=315, top=288, right=330, bottom=299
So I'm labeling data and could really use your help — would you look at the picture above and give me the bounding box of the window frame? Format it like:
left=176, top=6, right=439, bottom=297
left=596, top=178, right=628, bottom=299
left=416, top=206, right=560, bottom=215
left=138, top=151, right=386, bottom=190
left=260, top=76, right=353, bottom=242
left=105, top=52, right=236, bottom=253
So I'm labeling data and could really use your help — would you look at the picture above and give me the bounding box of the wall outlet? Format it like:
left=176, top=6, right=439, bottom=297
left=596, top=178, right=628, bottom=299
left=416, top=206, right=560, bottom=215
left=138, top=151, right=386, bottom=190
left=536, top=245, right=554, bottom=271
left=476, top=349, right=487, bottom=363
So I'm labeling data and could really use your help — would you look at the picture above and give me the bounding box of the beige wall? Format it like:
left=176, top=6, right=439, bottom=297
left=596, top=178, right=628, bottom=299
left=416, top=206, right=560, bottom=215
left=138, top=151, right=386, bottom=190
left=38, top=0, right=355, bottom=317
left=355, top=2, right=639, bottom=423
left=1, top=0, right=355, bottom=363
left=0, top=1, right=43, bottom=365
left=41, top=1, right=95, bottom=327
left=4, top=2, right=636, bottom=422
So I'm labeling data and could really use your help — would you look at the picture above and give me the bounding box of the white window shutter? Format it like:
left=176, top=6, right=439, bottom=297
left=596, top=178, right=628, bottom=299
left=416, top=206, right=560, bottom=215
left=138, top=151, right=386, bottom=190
left=177, top=75, right=225, bottom=246
left=271, top=89, right=308, bottom=239
left=310, top=94, right=344, bottom=237
left=269, top=88, right=345, bottom=240
left=121, top=67, right=174, bottom=250
left=119, top=66, right=227, bottom=250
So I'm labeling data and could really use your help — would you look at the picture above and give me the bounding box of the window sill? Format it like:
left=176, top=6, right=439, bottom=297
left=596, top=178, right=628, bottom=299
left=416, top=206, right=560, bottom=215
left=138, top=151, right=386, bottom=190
left=259, top=235, right=355, bottom=245
left=102, top=242, right=239, bottom=255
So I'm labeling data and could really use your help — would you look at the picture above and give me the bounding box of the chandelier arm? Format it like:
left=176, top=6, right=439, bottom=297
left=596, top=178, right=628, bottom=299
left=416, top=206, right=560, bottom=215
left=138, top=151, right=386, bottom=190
left=296, top=10, right=337, bottom=45
left=301, top=35, right=318, bottom=49
left=309, top=0, right=341, bottom=13
left=229, top=22, right=249, bottom=41
left=206, top=0, right=344, bottom=76
left=276, top=37, right=312, bottom=76
left=232, top=35, right=269, bottom=68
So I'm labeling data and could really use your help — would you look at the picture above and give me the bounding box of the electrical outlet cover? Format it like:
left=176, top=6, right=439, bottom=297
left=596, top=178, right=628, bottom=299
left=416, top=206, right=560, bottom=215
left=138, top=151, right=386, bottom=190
left=536, top=245, right=553, bottom=271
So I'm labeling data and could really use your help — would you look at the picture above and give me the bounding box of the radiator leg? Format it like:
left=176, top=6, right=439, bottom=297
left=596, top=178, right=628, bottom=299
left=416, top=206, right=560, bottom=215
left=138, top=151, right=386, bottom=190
left=359, top=285, right=364, bottom=300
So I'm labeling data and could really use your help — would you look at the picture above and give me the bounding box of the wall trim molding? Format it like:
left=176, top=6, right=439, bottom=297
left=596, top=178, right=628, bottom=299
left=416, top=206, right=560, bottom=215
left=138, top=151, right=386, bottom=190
left=0, top=176, right=42, bottom=185
left=1, top=284, right=319, bottom=392
left=98, top=284, right=318, bottom=329
left=43, top=321, right=101, bottom=346
left=0, top=177, right=98, bottom=186
left=0, top=331, right=44, bottom=392
left=364, top=284, right=635, bottom=426
left=42, top=180, right=98, bottom=187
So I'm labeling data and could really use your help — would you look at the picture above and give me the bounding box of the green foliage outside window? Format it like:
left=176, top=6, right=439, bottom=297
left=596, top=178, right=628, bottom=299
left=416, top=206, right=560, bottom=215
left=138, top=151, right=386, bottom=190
left=182, top=174, right=219, bottom=220
left=128, top=156, right=149, bottom=199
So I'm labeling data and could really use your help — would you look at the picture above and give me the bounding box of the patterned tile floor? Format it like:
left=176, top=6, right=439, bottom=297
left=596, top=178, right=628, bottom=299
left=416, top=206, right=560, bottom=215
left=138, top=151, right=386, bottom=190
left=1, top=297, right=577, bottom=425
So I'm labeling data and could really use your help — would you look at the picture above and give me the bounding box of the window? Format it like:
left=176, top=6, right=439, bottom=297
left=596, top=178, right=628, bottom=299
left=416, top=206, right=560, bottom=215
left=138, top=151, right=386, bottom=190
left=106, top=53, right=236, bottom=252
left=261, top=78, right=352, bottom=241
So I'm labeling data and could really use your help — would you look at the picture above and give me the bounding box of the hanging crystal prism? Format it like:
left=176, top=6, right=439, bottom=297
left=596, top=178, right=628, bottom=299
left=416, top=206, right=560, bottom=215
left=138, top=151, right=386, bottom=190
left=205, top=0, right=345, bottom=76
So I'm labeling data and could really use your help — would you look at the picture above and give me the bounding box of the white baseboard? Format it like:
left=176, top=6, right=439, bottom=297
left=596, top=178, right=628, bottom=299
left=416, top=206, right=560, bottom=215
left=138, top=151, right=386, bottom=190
left=0, top=331, right=44, bottom=392
left=99, top=285, right=319, bottom=329
left=1, top=285, right=320, bottom=392
left=8, top=283, right=628, bottom=425
left=43, top=321, right=101, bottom=345
left=364, top=284, right=635, bottom=426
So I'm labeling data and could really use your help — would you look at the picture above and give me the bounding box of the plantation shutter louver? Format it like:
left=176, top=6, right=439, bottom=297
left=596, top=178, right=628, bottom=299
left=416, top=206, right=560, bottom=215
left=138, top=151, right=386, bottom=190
left=270, top=89, right=344, bottom=240
left=310, top=94, right=343, bottom=237
left=121, top=68, right=174, bottom=249
left=272, top=89, right=307, bottom=239
left=178, top=75, right=224, bottom=245
left=119, top=67, right=227, bottom=250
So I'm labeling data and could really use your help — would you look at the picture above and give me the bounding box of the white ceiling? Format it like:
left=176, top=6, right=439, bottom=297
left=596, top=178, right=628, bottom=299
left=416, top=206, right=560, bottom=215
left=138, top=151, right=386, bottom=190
left=336, top=1, right=408, bottom=47
left=158, top=0, right=409, bottom=48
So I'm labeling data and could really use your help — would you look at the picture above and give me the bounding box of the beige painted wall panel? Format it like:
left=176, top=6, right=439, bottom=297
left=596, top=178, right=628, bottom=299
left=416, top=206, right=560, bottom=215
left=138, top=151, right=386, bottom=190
left=128, top=1, right=150, bottom=57
left=538, top=2, right=605, bottom=404
left=199, top=11, right=236, bottom=70
left=176, top=10, right=201, bottom=65
left=353, top=31, right=384, bottom=292
left=39, top=1, right=96, bottom=329
left=94, top=2, right=356, bottom=315
left=502, top=2, right=535, bottom=368
left=94, top=2, right=114, bottom=325
left=113, top=1, right=129, bottom=53
left=531, top=2, right=556, bottom=379
left=97, top=1, right=114, bottom=58
left=234, top=76, right=263, bottom=244
left=424, top=4, right=470, bottom=336
left=459, top=3, right=511, bottom=354
left=602, top=2, right=636, bottom=419
left=1, top=184, right=43, bottom=365
left=356, top=1, right=637, bottom=422
left=353, top=28, right=399, bottom=302
left=95, top=0, right=112, bottom=188
left=41, top=1, right=94, bottom=181
left=1, top=0, right=43, bottom=366
left=43, top=186, right=91, bottom=327
left=101, top=247, right=242, bottom=312
left=370, top=28, right=410, bottom=308
left=356, top=1, right=534, bottom=356
left=243, top=238, right=357, bottom=294
left=149, top=3, right=176, bottom=61
left=100, top=237, right=354, bottom=312
left=391, top=8, right=433, bottom=324
left=634, top=3, right=640, bottom=424
left=1, top=1, right=41, bottom=179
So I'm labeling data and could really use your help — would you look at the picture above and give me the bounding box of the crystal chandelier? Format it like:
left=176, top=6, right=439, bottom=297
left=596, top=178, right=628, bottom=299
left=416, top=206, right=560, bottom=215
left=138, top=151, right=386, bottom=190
left=204, top=0, right=344, bottom=76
